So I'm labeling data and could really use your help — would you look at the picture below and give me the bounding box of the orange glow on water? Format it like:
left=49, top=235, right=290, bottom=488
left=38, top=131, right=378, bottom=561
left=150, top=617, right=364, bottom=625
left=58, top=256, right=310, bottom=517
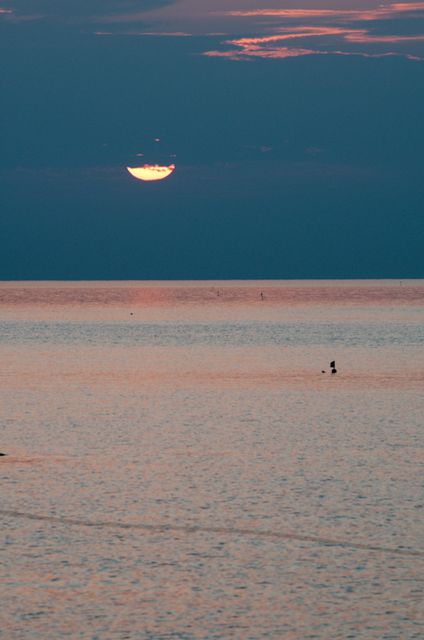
left=126, top=164, right=175, bottom=181
left=1, top=281, right=424, bottom=637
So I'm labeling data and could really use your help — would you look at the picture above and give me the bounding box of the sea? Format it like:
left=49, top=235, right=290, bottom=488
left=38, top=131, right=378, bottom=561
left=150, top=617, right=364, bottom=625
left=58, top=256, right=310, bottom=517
left=1, top=280, right=423, bottom=640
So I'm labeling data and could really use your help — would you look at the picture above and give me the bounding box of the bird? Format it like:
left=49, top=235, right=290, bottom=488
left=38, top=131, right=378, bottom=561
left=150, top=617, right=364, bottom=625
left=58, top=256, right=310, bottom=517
left=330, top=360, right=337, bottom=374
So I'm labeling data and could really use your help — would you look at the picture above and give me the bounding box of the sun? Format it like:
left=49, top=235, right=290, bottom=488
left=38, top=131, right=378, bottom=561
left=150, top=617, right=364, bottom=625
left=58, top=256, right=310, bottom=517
left=126, top=164, right=175, bottom=181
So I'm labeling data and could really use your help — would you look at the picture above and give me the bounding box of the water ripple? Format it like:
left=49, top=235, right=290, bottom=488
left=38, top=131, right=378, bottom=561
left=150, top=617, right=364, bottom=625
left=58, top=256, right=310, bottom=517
left=1, top=509, right=423, bottom=558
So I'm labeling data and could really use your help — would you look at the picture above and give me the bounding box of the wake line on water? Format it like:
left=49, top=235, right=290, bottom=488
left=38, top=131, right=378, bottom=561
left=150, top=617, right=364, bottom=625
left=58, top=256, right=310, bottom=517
left=1, top=509, right=424, bottom=558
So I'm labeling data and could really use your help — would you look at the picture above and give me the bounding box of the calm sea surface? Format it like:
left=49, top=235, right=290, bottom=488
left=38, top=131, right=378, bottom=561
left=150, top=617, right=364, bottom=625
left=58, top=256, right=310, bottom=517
left=1, top=280, right=424, bottom=639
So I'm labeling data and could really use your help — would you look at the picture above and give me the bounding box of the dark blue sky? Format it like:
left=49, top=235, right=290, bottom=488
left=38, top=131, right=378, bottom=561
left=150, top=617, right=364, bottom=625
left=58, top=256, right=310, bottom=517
left=1, top=0, right=423, bottom=279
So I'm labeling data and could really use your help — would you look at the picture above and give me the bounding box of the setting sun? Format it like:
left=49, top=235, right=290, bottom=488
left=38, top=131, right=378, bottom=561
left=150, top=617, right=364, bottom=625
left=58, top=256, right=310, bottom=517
left=126, top=164, right=175, bottom=181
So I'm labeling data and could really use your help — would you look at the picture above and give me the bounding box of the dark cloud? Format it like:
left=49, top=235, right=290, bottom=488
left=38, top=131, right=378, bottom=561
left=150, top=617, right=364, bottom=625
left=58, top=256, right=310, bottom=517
left=2, top=0, right=172, bottom=22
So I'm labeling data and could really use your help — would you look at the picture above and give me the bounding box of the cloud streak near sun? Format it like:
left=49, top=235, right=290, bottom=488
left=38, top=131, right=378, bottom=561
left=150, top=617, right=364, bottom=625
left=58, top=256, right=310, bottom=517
left=204, top=2, right=424, bottom=62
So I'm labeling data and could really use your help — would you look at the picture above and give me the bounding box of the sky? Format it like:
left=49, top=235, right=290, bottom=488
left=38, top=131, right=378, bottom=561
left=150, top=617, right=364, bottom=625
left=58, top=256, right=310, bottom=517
left=1, top=0, right=423, bottom=279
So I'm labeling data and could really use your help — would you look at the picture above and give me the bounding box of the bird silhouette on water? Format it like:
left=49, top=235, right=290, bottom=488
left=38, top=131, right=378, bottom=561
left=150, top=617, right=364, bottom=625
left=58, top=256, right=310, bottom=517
left=321, top=360, right=337, bottom=374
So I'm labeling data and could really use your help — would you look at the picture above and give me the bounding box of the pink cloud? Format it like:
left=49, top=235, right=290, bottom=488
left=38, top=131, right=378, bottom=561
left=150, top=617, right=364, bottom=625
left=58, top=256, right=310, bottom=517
left=94, top=30, right=192, bottom=37
left=204, top=46, right=422, bottom=62
left=389, top=2, right=424, bottom=9
left=204, top=2, right=424, bottom=62
left=346, top=32, right=424, bottom=43
left=223, top=2, right=424, bottom=21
